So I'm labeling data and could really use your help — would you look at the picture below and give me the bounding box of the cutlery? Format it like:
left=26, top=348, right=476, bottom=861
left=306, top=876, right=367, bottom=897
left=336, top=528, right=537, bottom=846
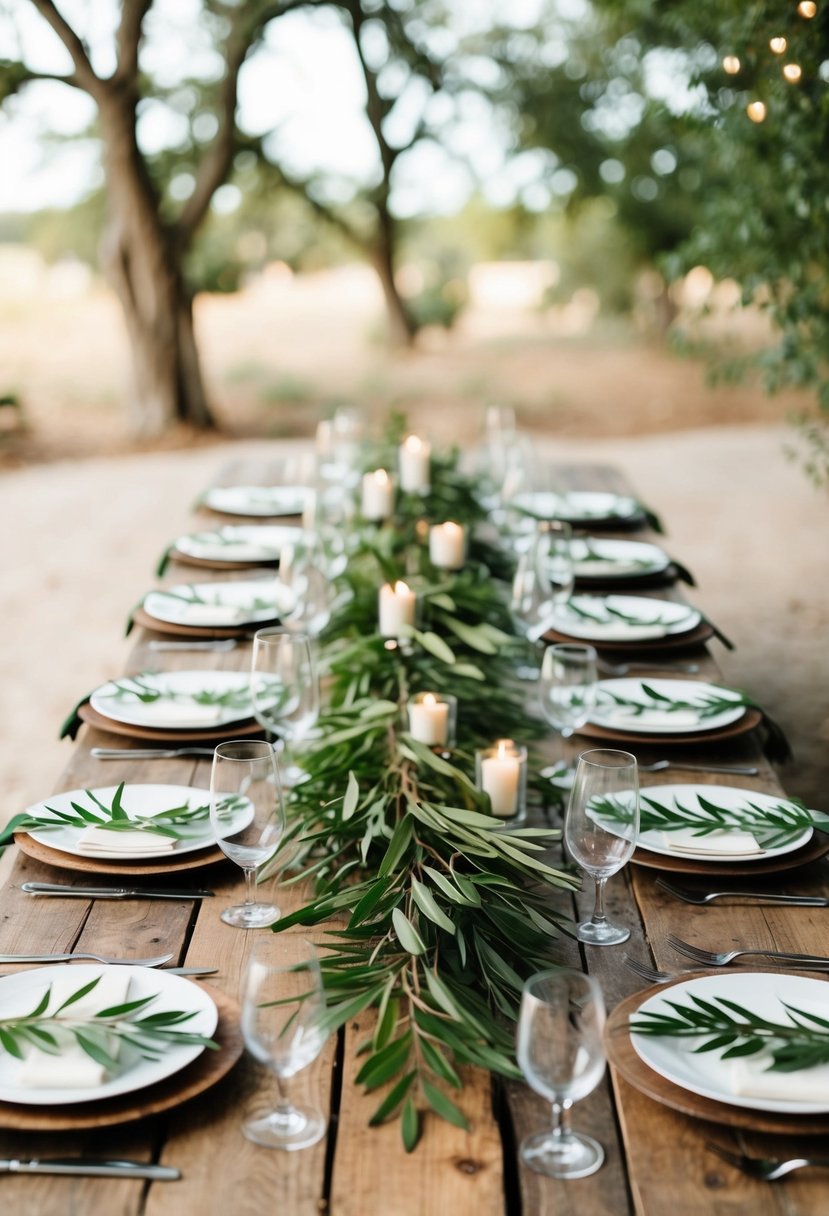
left=598, top=660, right=700, bottom=676
left=639, top=760, right=759, bottom=776
left=21, top=883, right=215, bottom=901
left=706, top=1142, right=829, bottom=1181
left=148, top=639, right=238, bottom=652
left=0, top=951, right=174, bottom=966
left=0, top=1158, right=180, bottom=1180
left=655, top=879, right=829, bottom=907
left=623, top=955, right=829, bottom=986
left=668, top=934, right=829, bottom=968
left=0, top=967, right=218, bottom=979
left=91, top=747, right=217, bottom=760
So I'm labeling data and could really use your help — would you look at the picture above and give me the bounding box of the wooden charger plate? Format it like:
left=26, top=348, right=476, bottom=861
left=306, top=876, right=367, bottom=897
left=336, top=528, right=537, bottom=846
left=543, top=620, right=714, bottom=654
left=132, top=605, right=278, bottom=640
left=605, top=976, right=829, bottom=1135
left=0, top=986, right=243, bottom=1131
left=77, top=701, right=262, bottom=744
left=14, top=832, right=226, bottom=876
left=577, top=707, right=762, bottom=748
left=166, top=547, right=277, bottom=573
left=632, top=830, right=829, bottom=876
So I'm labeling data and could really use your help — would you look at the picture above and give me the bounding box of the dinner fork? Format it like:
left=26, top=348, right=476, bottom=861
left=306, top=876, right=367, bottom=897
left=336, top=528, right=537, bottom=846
left=706, top=1142, right=829, bottom=1181
left=148, top=639, right=238, bottom=652
left=598, top=660, right=700, bottom=676
left=624, top=955, right=688, bottom=985
left=0, top=951, right=174, bottom=966
left=638, top=761, right=759, bottom=776
left=667, top=935, right=829, bottom=968
left=655, top=879, right=829, bottom=907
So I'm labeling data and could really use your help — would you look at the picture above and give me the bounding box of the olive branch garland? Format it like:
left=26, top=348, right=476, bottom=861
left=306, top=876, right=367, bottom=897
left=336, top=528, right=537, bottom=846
left=269, top=442, right=578, bottom=1150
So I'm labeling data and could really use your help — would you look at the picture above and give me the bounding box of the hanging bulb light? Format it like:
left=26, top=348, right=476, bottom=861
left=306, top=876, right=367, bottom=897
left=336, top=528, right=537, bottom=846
left=783, top=62, right=803, bottom=81
left=746, top=100, right=768, bottom=122
left=722, top=55, right=741, bottom=74
left=769, top=36, right=787, bottom=53
left=797, top=1, right=817, bottom=17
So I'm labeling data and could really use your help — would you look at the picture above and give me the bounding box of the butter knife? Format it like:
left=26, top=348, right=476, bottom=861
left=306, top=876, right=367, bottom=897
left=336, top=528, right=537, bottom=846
left=21, top=883, right=214, bottom=900
left=0, top=1157, right=180, bottom=1180
left=91, top=747, right=217, bottom=760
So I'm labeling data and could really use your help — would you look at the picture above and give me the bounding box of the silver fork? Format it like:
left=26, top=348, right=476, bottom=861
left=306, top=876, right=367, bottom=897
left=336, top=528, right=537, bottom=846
left=707, top=1142, right=829, bottom=1181
left=598, top=660, right=700, bottom=676
left=624, top=955, right=686, bottom=984
left=147, top=639, right=238, bottom=652
left=667, top=934, right=829, bottom=968
left=0, top=951, right=174, bottom=966
left=655, top=878, right=829, bottom=906
left=639, top=760, right=759, bottom=776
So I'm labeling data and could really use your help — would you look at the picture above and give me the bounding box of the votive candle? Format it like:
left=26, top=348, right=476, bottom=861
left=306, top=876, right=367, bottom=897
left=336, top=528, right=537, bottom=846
left=362, top=469, right=393, bottom=520
left=399, top=435, right=431, bottom=493
left=408, top=692, right=452, bottom=746
left=429, top=521, right=466, bottom=570
left=379, top=580, right=417, bottom=637
left=477, top=739, right=527, bottom=821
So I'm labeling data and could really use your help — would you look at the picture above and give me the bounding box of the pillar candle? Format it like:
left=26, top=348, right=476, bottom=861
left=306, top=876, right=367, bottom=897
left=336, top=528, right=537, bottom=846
left=378, top=580, right=417, bottom=636
left=409, top=693, right=449, bottom=746
left=362, top=469, right=393, bottom=520
left=429, top=521, right=466, bottom=570
left=481, top=740, right=520, bottom=818
left=399, top=435, right=431, bottom=493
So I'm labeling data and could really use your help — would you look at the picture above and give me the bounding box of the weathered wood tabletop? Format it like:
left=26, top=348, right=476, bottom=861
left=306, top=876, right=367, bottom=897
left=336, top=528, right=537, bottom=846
left=1, top=455, right=826, bottom=1216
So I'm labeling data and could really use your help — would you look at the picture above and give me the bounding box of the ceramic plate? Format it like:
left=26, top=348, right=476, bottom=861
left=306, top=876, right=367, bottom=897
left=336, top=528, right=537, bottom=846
left=0, top=965, right=217, bottom=1106
left=552, top=595, right=700, bottom=642
left=631, top=972, right=829, bottom=1115
left=174, top=525, right=301, bottom=563
left=89, top=670, right=254, bottom=732
left=590, top=677, right=746, bottom=736
left=25, top=783, right=253, bottom=861
left=143, top=577, right=292, bottom=629
left=202, top=485, right=310, bottom=517
left=512, top=489, right=641, bottom=524
left=571, top=538, right=671, bottom=580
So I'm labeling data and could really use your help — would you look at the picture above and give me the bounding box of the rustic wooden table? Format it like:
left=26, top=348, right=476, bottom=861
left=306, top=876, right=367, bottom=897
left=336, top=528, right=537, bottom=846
left=0, top=457, right=826, bottom=1216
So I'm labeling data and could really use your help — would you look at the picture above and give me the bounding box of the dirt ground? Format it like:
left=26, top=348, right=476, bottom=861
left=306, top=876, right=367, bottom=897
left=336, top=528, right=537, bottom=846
left=0, top=266, right=826, bottom=825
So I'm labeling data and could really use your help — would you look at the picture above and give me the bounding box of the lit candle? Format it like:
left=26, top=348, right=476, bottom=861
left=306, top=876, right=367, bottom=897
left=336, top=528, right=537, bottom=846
left=481, top=740, right=520, bottom=818
left=399, top=435, right=431, bottom=493
left=429, top=521, right=466, bottom=570
left=378, top=580, right=417, bottom=636
left=362, top=469, right=393, bottom=520
left=409, top=693, right=449, bottom=746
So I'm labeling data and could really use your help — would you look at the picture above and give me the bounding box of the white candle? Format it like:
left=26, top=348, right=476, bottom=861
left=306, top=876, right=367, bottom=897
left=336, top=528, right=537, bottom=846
left=429, top=521, right=466, bottom=570
left=481, top=740, right=520, bottom=818
left=362, top=469, right=393, bottom=520
left=399, top=435, right=431, bottom=493
left=378, top=580, right=417, bottom=637
left=409, top=693, right=449, bottom=746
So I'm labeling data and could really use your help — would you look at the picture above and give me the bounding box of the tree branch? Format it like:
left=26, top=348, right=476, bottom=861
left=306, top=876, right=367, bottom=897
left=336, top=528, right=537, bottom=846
left=114, top=0, right=154, bottom=82
left=0, top=63, right=82, bottom=94
left=28, top=0, right=100, bottom=92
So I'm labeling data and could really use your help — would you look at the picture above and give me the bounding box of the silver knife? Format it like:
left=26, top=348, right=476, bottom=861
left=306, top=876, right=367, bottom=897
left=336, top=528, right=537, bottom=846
left=0, top=1158, right=180, bottom=1180
left=91, top=747, right=217, bottom=760
left=21, top=883, right=214, bottom=900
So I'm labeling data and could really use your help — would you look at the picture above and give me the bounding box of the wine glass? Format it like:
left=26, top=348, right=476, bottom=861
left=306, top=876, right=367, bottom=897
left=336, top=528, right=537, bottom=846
left=516, top=968, right=606, bottom=1179
left=241, top=936, right=330, bottom=1150
left=251, top=628, right=320, bottom=786
left=539, top=643, right=598, bottom=785
left=279, top=537, right=335, bottom=637
left=565, top=749, right=640, bottom=945
left=510, top=521, right=574, bottom=677
left=210, top=740, right=285, bottom=928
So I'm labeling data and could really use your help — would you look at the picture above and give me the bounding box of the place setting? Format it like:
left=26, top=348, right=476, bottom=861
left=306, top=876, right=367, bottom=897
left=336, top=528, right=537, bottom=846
left=197, top=483, right=312, bottom=520
left=156, top=524, right=301, bottom=576
left=540, top=592, right=718, bottom=653
left=507, top=487, right=659, bottom=531
left=570, top=537, right=696, bottom=589
left=128, top=575, right=294, bottom=638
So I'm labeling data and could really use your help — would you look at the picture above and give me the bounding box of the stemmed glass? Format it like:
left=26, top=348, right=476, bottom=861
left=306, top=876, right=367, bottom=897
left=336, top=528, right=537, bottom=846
left=565, top=749, right=640, bottom=945
left=251, top=628, right=320, bottom=786
left=538, top=643, right=598, bottom=784
left=279, top=538, right=335, bottom=638
left=241, top=936, right=330, bottom=1150
left=511, top=521, right=574, bottom=677
left=210, top=740, right=285, bottom=928
left=516, top=969, right=606, bottom=1179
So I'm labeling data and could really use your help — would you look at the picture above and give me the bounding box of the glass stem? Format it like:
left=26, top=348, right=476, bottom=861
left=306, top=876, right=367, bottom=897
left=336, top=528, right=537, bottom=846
left=591, top=876, right=608, bottom=927
left=550, top=1099, right=573, bottom=1141
left=243, top=867, right=256, bottom=907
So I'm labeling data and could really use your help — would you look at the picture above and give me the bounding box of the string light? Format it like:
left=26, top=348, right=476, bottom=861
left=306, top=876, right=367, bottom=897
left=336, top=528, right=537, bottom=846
left=783, top=62, right=803, bottom=81
left=769, top=36, right=787, bottom=53
left=797, top=0, right=817, bottom=17
left=746, top=100, right=768, bottom=122
left=722, top=55, right=741, bottom=74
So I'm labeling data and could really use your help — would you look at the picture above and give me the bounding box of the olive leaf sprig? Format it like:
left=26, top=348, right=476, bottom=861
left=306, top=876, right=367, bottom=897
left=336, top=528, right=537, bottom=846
left=107, top=675, right=251, bottom=709
left=0, top=975, right=218, bottom=1070
left=592, top=791, right=829, bottom=850
left=575, top=543, right=654, bottom=570
left=562, top=599, right=694, bottom=629
left=630, top=992, right=829, bottom=1073
left=598, top=681, right=749, bottom=721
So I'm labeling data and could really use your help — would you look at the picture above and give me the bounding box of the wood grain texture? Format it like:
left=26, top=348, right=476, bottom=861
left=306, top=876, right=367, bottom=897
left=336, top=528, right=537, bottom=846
left=13, top=832, right=226, bottom=876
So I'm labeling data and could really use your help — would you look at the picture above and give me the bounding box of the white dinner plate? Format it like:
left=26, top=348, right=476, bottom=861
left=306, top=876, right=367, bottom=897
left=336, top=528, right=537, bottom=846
left=202, top=485, right=311, bottom=518
left=25, top=784, right=253, bottom=861
left=175, top=525, right=301, bottom=563
left=571, top=538, right=671, bottom=580
left=0, top=965, right=217, bottom=1106
left=512, top=490, right=641, bottom=524
left=631, top=972, right=829, bottom=1115
left=590, top=677, right=746, bottom=735
left=552, top=595, right=700, bottom=642
left=143, top=577, right=292, bottom=629
left=635, top=784, right=813, bottom=862
left=90, top=670, right=254, bottom=732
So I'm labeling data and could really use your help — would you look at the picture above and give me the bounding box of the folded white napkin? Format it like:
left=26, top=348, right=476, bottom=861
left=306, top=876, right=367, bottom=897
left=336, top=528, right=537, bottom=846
left=121, top=699, right=224, bottom=728
left=168, top=602, right=246, bottom=625
left=660, top=827, right=762, bottom=856
left=729, top=1055, right=829, bottom=1102
left=590, top=622, right=667, bottom=639
left=609, top=707, right=700, bottom=729
left=576, top=560, right=629, bottom=577
left=76, top=826, right=177, bottom=855
left=15, top=970, right=132, bottom=1089
left=208, top=544, right=278, bottom=561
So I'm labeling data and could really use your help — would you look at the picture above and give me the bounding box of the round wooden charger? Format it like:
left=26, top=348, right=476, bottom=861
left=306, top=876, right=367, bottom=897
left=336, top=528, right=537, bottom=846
left=132, top=605, right=279, bottom=640
left=77, top=701, right=262, bottom=744
left=14, top=832, right=226, bottom=876
left=167, top=547, right=278, bottom=573
left=0, top=986, right=243, bottom=1131
left=605, top=977, right=829, bottom=1134
left=577, top=707, right=762, bottom=748
left=542, top=620, right=713, bottom=654
left=632, top=831, right=829, bottom=876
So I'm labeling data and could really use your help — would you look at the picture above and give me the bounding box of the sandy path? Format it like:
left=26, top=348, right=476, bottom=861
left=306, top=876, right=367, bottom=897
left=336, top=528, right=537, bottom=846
left=1, top=424, right=826, bottom=821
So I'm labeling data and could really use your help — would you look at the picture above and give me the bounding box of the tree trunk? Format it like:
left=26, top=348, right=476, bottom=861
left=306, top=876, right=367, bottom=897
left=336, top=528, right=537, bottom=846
left=371, top=208, right=416, bottom=349
left=97, top=91, right=215, bottom=436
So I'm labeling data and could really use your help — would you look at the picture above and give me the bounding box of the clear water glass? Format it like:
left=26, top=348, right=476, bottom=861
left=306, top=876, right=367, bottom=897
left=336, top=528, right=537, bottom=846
left=210, top=740, right=285, bottom=928
left=565, top=749, right=640, bottom=945
left=242, top=937, right=330, bottom=1150
left=517, top=969, right=606, bottom=1179
left=251, top=628, right=320, bottom=786
left=539, top=643, right=598, bottom=778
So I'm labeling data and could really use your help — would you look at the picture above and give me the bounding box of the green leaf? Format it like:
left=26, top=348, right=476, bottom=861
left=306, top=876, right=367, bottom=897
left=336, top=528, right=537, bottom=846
left=401, top=1096, right=421, bottom=1152
left=348, top=878, right=393, bottom=929
left=392, top=908, right=426, bottom=955
left=355, top=1033, right=412, bottom=1089
left=411, top=877, right=455, bottom=934
left=342, top=771, right=360, bottom=821
left=378, top=815, right=414, bottom=878
left=420, top=1037, right=462, bottom=1088
left=369, top=1071, right=415, bottom=1126
left=422, top=1079, right=469, bottom=1130
left=413, top=629, right=456, bottom=664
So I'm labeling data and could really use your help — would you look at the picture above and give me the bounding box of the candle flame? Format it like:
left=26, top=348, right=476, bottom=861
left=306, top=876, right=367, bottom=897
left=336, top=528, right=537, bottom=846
left=394, top=580, right=410, bottom=594
left=404, top=435, right=423, bottom=452
left=722, top=55, right=741, bottom=74
left=444, top=521, right=463, bottom=535
left=769, top=36, right=787, bottom=53
left=496, top=739, right=513, bottom=759
left=783, top=62, right=802, bottom=82
left=374, top=469, right=389, bottom=484
left=423, top=693, right=438, bottom=707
